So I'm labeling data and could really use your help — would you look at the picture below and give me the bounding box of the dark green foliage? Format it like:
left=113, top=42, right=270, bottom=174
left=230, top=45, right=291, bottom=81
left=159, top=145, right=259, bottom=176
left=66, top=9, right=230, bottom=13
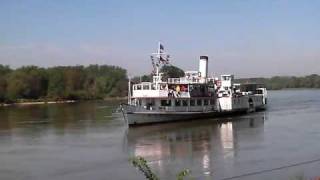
left=131, top=156, right=159, bottom=180
left=0, top=65, right=11, bottom=75
left=0, top=77, right=7, bottom=102
left=141, top=75, right=152, bottom=82
left=160, top=65, right=185, bottom=80
left=1, top=62, right=320, bottom=103
left=0, top=65, right=11, bottom=102
left=176, top=169, right=191, bottom=180
left=131, top=74, right=153, bottom=83
left=131, top=65, right=184, bottom=83
left=236, top=74, right=320, bottom=90
left=0, top=64, right=127, bottom=103
left=6, top=66, right=48, bottom=100
left=130, top=156, right=190, bottom=180
left=47, top=67, right=66, bottom=99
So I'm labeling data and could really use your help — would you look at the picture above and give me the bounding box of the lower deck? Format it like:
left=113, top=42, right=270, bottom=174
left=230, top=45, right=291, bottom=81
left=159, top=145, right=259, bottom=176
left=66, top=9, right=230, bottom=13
left=129, top=97, right=217, bottom=113
left=124, top=95, right=266, bottom=125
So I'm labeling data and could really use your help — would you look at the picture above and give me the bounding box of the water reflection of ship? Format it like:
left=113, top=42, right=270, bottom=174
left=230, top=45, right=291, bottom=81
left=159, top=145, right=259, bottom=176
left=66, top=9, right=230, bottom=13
left=123, top=112, right=266, bottom=176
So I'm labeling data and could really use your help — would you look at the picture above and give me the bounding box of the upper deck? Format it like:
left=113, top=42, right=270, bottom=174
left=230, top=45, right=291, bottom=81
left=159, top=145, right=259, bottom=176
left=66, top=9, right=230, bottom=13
left=128, top=43, right=266, bottom=101
left=132, top=82, right=176, bottom=98
left=132, top=78, right=215, bottom=99
left=131, top=69, right=215, bottom=99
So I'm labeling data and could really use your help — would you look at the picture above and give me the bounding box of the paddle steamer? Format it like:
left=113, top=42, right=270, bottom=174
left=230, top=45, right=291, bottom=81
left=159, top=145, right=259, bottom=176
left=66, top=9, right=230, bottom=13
left=123, top=43, right=267, bottom=126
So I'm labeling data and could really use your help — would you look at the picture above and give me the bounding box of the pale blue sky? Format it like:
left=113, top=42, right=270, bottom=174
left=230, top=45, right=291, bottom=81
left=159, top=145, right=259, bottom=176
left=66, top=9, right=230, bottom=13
left=0, top=0, right=320, bottom=77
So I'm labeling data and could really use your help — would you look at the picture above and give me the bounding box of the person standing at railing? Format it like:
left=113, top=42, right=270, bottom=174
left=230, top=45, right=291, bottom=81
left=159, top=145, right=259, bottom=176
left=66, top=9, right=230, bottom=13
left=175, top=85, right=181, bottom=97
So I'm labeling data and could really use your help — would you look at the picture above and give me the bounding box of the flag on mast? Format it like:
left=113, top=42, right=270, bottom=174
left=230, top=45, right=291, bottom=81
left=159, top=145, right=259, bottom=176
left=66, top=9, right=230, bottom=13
left=159, top=43, right=164, bottom=53
left=158, top=42, right=169, bottom=64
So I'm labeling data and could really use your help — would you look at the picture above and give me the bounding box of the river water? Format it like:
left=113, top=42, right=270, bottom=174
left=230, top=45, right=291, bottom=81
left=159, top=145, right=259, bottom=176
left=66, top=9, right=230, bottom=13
left=1, top=90, right=320, bottom=180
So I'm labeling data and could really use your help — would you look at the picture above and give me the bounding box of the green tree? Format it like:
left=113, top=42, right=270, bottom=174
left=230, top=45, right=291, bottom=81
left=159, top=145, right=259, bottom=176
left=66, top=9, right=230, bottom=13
left=0, top=65, right=11, bottom=102
left=6, top=66, right=48, bottom=100
left=47, top=67, right=66, bottom=100
left=0, top=64, right=128, bottom=102
left=160, top=65, right=185, bottom=80
left=63, top=66, right=86, bottom=99
left=0, top=78, right=7, bottom=102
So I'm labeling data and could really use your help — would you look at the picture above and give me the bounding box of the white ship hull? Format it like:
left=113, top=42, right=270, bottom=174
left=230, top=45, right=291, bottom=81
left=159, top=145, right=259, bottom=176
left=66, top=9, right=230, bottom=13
left=126, top=110, right=246, bottom=126
left=124, top=95, right=266, bottom=126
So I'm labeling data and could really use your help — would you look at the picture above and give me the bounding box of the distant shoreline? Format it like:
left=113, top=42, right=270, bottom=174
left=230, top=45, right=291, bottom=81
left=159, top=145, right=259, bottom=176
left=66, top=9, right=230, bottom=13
left=3, top=88, right=320, bottom=107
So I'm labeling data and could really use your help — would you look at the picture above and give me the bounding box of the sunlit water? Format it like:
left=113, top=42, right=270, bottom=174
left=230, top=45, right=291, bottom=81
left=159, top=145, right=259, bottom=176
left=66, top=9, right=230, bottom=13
left=1, top=90, right=320, bottom=180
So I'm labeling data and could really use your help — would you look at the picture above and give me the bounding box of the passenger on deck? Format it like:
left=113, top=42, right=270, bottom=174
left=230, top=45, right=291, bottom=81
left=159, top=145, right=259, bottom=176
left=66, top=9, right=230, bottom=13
left=175, top=85, right=181, bottom=97
left=168, top=89, right=174, bottom=97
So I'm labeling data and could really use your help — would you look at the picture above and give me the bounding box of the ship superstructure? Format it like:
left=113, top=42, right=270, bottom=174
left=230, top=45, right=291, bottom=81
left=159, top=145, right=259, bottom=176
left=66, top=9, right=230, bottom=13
left=123, top=43, right=267, bottom=126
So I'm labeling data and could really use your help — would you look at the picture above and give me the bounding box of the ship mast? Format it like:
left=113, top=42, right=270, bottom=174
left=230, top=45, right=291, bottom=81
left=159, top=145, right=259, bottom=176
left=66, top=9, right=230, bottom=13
left=151, top=42, right=170, bottom=82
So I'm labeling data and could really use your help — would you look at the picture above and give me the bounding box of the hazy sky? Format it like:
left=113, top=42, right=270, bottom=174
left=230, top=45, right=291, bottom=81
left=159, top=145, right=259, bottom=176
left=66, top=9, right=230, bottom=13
left=0, top=0, right=320, bottom=77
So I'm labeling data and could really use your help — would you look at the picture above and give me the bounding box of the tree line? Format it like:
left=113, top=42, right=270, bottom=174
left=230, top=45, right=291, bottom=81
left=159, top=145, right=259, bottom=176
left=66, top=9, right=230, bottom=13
left=236, top=74, right=320, bottom=90
left=0, top=64, right=127, bottom=103
left=1, top=63, right=320, bottom=103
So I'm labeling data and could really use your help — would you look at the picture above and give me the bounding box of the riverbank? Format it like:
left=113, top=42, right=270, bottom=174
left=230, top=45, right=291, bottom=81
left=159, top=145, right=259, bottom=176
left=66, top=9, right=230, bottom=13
left=0, top=97, right=127, bottom=107
left=0, top=100, right=77, bottom=107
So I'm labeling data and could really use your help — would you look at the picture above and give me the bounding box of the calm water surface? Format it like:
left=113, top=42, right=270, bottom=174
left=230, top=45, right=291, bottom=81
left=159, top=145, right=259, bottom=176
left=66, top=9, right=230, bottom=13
left=1, top=90, right=320, bottom=180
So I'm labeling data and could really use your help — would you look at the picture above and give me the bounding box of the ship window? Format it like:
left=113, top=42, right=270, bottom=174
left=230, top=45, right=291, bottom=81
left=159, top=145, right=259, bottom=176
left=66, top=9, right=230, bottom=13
left=161, top=100, right=171, bottom=106
left=255, top=89, right=263, bottom=94
left=223, top=76, right=230, bottom=81
left=137, top=85, right=142, bottom=90
left=197, top=99, right=202, bottom=106
left=160, top=84, right=167, bottom=90
left=151, top=84, right=156, bottom=90
left=175, top=100, right=181, bottom=106
left=210, top=99, right=214, bottom=105
left=180, top=85, right=188, bottom=92
left=182, top=100, right=188, bottom=106
left=190, top=100, right=195, bottom=106
left=204, top=99, right=208, bottom=105
left=143, top=84, right=149, bottom=90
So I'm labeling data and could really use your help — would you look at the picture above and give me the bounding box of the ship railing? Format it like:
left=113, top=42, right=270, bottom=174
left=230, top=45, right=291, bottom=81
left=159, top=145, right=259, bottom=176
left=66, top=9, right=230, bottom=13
left=168, top=78, right=201, bottom=84
left=177, top=92, right=190, bottom=98
left=128, top=105, right=215, bottom=113
left=168, top=78, right=181, bottom=84
left=132, top=89, right=169, bottom=98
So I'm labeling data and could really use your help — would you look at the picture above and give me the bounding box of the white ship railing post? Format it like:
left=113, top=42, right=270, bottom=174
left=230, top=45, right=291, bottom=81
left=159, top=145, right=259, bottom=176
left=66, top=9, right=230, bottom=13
left=128, top=76, right=131, bottom=105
